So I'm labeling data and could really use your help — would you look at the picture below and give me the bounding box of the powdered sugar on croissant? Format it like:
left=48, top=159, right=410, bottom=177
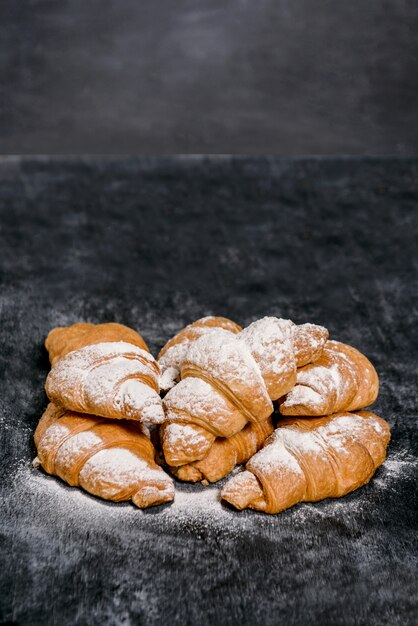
left=162, top=376, right=247, bottom=464
left=34, top=403, right=174, bottom=508
left=45, top=321, right=150, bottom=365
left=221, top=410, right=390, bottom=513
left=280, top=340, right=379, bottom=416
left=182, top=328, right=273, bottom=421
left=46, top=341, right=164, bottom=424
left=171, top=417, right=275, bottom=484
left=161, top=317, right=328, bottom=474
left=158, top=316, right=242, bottom=391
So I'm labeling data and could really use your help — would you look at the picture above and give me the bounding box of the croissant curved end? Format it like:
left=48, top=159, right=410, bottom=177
left=293, top=323, right=329, bottom=367
left=132, top=482, right=175, bottom=508
left=159, top=366, right=179, bottom=392
left=221, top=471, right=264, bottom=510
left=117, top=380, right=165, bottom=424
left=280, top=384, right=325, bottom=416
left=161, top=422, right=214, bottom=466
left=171, top=464, right=203, bottom=482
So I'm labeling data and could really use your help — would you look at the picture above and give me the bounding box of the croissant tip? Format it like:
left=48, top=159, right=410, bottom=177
left=159, top=366, right=179, bottom=392
left=221, top=471, right=261, bottom=510
left=132, top=483, right=175, bottom=509
left=280, top=385, right=324, bottom=416
left=123, top=400, right=165, bottom=425
left=146, top=412, right=165, bottom=426
left=221, top=491, right=249, bottom=511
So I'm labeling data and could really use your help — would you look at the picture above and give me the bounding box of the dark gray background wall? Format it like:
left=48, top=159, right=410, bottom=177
left=1, top=0, right=418, bottom=154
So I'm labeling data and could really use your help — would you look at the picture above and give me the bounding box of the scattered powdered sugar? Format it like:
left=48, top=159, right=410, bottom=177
left=371, top=451, right=418, bottom=486
left=368, top=418, right=385, bottom=434
left=8, top=439, right=412, bottom=535
left=295, top=413, right=382, bottom=453
left=329, top=361, right=347, bottom=387
left=325, top=414, right=371, bottom=434
left=327, top=350, right=358, bottom=398
left=159, top=340, right=192, bottom=369
left=165, top=485, right=223, bottom=516
left=165, top=376, right=229, bottom=416
left=245, top=428, right=259, bottom=451
left=13, top=462, right=236, bottom=530
left=148, top=477, right=254, bottom=536
left=280, top=417, right=358, bottom=457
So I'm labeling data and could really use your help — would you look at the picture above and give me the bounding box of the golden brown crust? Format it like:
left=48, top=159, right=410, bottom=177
left=34, top=403, right=174, bottom=508
left=280, top=340, right=379, bottom=416
left=45, top=322, right=150, bottom=364
left=221, top=410, right=390, bottom=514
left=44, top=323, right=163, bottom=423
left=157, top=316, right=242, bottom=392
left=157, top=316, right=242, bottom=360
left=170, top=417, right=274, bottom=483
left=293, top=323, right=329, bottom=367
left=161, top=317, right=329, bottom=482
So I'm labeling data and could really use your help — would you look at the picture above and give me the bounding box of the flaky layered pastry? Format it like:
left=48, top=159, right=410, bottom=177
left=45, top=322, right=150, bottom=364
left=161, top=317, right=328, bottom=479
left=45, top=322, right=164, bottom=424
left=221, top=411, right=390, bottom=514
left=170, top=417, right=274, bottom=483
left=158, top=316, right=242, bottom=391
left=34, top=403, right=174, bottom=508
left=280, top=340, right=379, bottom=416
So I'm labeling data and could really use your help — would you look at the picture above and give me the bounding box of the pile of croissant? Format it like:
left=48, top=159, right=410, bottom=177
left=33, top=316, right=390, bottom=514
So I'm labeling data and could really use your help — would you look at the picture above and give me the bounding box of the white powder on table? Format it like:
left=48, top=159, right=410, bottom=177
left=8, top=445, right=414, bottom=532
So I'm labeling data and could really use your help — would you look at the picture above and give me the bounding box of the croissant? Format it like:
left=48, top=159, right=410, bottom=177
left=280, top=340, right=379, bottom=416
left=33, top=403, right=174, bottom=508
left=45, top=322, right=164, bottom=424
left=169, top=417, right=274, bottom=484
left=45, top=322, right=150, bottom=364
left=158, top=316, right=242, bottom=391
left=221, top=410, right=390, bottom=514
left=161, top=317, right=328, bottom=472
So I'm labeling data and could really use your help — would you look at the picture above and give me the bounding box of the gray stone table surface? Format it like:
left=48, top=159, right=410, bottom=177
left=1, top=2, right=418, bottom=154
left=0, top=156, right=417, bottom=625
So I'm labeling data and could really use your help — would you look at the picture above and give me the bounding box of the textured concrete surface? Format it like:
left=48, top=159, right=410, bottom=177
left=1, top=1, right=418, bottom=154
left=0, top=157, right=417, bottom=625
